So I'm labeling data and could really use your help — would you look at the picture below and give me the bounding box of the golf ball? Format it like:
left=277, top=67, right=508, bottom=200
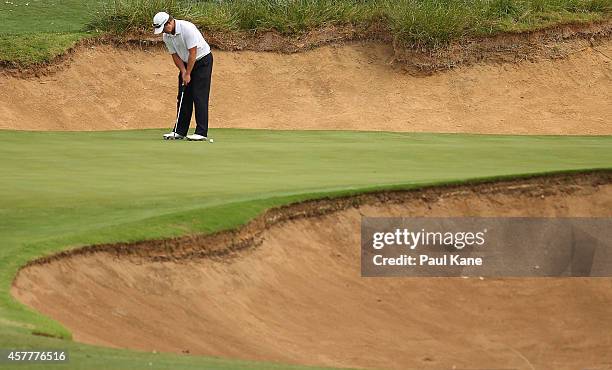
left=209, top=138, right=214, bottom=143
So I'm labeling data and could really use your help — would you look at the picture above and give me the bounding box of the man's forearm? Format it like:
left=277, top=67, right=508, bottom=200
left=172, top=54, right=186, bottom=73
left=185, top=49, right=197, bottom=75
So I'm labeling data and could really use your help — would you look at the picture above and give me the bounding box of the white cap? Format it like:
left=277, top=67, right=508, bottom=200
left=153, top=12, right=170, bottom=34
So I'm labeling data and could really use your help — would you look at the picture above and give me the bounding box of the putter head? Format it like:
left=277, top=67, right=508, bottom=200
left=163, top=132, right=184, bottom=140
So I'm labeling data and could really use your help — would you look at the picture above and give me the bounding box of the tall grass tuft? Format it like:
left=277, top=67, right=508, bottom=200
left=487, top=0, right=522, bottom=17
left=89, top=0, right=190, bottom=34
left=384, top=0, right=486, bottom=47
left=197, top=0, right=374, bottom=33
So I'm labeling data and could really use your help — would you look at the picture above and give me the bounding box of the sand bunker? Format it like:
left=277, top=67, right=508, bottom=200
left=12, top=172, right=612, bottom=370
left=1, top=41, right=611, bottom=134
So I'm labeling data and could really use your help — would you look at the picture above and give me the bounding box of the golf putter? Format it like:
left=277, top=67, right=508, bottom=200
left=166, top=84, right=185, bottom=140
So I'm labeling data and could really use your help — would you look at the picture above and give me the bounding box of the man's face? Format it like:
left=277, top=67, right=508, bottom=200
left=162, top=19, right=173, bottom=34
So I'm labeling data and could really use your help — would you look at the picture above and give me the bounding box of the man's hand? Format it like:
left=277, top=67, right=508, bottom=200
left=182, top=71, right=191, bottom=85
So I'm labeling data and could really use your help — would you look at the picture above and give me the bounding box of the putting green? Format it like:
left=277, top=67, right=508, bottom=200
left=1, top=128, right=611, bottom=369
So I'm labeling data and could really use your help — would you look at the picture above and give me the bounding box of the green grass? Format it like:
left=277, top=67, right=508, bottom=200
left=1, top=0, right=101, bottom=34
left=0, top=128, right=611, bottom=368
left=0, top=33, right=89, bottom=66
left=0, top=0, right=102, bottom=66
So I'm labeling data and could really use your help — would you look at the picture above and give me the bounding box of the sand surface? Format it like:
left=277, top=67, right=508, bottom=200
left=1, top=42, right=610, bottom=134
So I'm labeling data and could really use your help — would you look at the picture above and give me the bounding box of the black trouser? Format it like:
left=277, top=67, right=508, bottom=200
left=176, top=52, right=213, bottom=137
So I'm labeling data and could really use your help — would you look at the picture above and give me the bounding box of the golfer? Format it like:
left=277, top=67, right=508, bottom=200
left=153, top=11, right=213, bottom=141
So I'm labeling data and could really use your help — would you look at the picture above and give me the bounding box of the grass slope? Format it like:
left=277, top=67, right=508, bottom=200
left=0, top=128, right=611, bottom=368
left=0, top=0, right=101, bottom=65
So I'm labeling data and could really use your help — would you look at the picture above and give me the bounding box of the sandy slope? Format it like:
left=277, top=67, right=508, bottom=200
left=1, top=42, right=610, bottom=134
left=13, top=173, right=612, bottom=370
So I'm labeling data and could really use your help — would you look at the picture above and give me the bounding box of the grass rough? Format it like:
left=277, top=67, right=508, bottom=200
left=1, top=0, right=609, bottom=65
left=92, top=0, right=611, bottom=47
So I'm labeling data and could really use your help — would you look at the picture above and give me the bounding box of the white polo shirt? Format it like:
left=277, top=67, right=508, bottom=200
left=163, top=20, right=210, bottom=63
